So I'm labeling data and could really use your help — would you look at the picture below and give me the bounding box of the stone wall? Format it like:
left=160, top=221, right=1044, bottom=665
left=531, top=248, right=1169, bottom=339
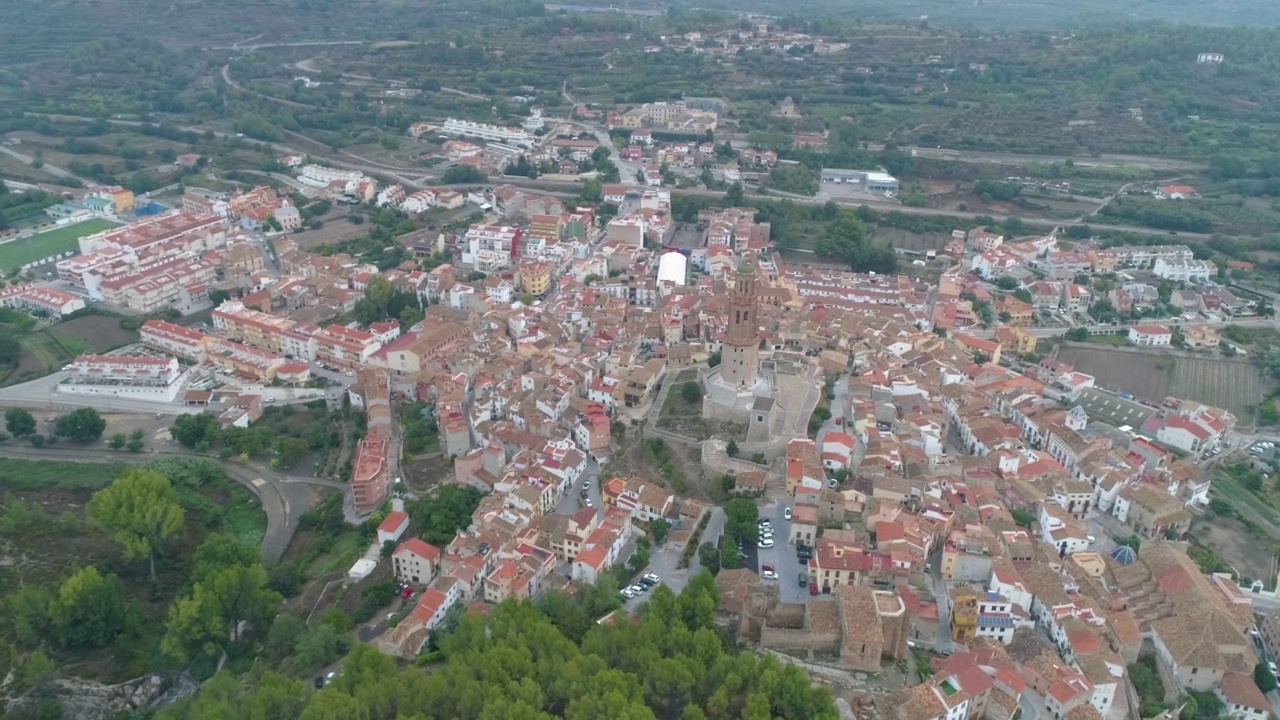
left=761, top=626, right=841, bottom=655
left=766, top=602, right=808, bottom=629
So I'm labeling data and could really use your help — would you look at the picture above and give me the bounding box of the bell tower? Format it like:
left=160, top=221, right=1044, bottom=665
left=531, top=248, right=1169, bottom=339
left=721, top=263, right=761, bottom=388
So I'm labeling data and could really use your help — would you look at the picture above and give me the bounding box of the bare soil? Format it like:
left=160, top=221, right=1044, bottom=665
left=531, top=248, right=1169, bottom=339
left=288, top=213, right=373, bottom=250
left=1056, top=346, right=1172, bottom=404
left=1189, top=513, right=1277, bottom=585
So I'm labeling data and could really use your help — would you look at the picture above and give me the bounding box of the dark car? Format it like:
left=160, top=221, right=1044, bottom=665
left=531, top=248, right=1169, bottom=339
left=315, top=676, right=324, bottom=690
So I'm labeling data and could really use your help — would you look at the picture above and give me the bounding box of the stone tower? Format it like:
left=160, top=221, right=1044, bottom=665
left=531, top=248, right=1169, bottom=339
left=721, top=263, right=761, bottom=388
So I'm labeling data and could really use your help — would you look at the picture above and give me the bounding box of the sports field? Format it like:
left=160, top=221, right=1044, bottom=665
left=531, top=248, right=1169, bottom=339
left=0, top=219, right=117, bottom=271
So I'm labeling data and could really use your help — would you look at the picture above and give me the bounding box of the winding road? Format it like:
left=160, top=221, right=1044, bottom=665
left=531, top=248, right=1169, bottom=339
left=0, top=445, right=348, bottom=563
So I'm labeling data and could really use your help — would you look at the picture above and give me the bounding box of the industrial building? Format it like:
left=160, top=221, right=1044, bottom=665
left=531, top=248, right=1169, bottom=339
left=819, top=169, right=899, bottom=193
left=657, top=251, right=688, bottom=287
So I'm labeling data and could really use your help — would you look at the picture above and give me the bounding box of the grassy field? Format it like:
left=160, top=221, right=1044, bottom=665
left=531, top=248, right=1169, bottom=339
left=0, top=457, right=125, bottom=490
left=0, top=218, right=117, bottom=271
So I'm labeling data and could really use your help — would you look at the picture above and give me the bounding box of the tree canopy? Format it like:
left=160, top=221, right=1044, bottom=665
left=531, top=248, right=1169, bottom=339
left=5, top=407, right=35, bottom=437
left=48, top=566, right=128, bottom=650
left=166, top=571, right=837, bottom=719
left=54, top=407, right=106, bottom=443
left=87, top=469, right=186, bottom=579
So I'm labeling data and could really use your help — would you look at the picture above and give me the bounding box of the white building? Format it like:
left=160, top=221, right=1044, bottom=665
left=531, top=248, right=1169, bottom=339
left=1152, top=257, right=1215, bottom=283
left=0, top=286, right=86, bottom=316
left=441, top=118, right=535, bottom=148
left=1128, top=325, right=1172, bottom=346
left=297, top=164, right=365, bottom=188
left=392, top=538, right=439, bottom=586
left=59, top=354, right=188, bottom=402
left=656, top=251, right=687, bottom=287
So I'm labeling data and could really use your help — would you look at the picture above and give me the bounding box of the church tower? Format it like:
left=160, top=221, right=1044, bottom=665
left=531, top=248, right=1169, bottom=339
left=721, top=263, right=761, bottom=388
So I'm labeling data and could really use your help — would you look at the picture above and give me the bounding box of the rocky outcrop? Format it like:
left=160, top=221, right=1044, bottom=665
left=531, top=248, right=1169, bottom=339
left=4, top=673, right=198, bottom=720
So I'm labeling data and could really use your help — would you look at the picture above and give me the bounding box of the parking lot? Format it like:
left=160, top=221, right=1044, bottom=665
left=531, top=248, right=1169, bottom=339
left=755, top=500, right=827, bottom=605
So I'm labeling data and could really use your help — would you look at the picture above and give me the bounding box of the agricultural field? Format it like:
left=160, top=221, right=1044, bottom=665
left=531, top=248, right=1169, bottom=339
left=0, top=218, right=116, bottom=272
left=1057, top=346, right=1173, bottom=404
left=6, top=314, right=139, bottom=385
left=1169, top=356, right=1271, bottom=424
left=1057, top=345, right=1271, bottom=423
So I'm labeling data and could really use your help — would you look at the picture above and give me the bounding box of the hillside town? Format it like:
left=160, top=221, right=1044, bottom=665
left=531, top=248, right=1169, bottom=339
left=3, top=155, right=1276, bottom=720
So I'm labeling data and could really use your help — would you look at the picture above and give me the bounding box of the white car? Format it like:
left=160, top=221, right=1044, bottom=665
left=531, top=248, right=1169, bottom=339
left=758, top=538, right=774, bottom=548
left=761, top=570, right=778, bottom=580
left=643, top=573, right=660, bottom=584
left=783, top=507, right=792, bottom=521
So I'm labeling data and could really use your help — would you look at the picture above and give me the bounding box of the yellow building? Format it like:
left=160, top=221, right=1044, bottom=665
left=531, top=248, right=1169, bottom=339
left=949, top=586, right=979, bottom=642
left=520, top=260, right=552, bottom=298
left=107, top=186, right=135, bottom=214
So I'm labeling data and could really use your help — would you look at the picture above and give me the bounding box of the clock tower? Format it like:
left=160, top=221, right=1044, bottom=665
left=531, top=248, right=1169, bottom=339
left=721, top=263, right=761, bottom=388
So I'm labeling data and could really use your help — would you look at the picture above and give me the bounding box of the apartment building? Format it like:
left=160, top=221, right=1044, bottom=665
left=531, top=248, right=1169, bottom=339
left=440, top=118, right=535, bottom=148
left=60, top=354, right=187, bottom=401
left=140, top=319, right=212, bottom=362
left=0, top=285, right=86, bottom=316
left=314, top=324, right=383, bottom=368
left=392, top=538, right=440, bottom=586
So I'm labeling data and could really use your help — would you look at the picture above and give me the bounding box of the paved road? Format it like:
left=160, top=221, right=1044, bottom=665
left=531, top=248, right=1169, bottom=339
left=0, top=144, right=94, bottom=186
left=622, top=505, right=725, bottom=612
left=0, top=444, right=342, bottom=562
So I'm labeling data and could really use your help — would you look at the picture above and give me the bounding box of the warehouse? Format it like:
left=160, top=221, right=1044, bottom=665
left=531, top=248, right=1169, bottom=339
left=819, top=169, right=899, bottom=193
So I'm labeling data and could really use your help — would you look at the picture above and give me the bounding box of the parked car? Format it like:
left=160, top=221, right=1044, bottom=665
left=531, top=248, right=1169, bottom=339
left=809, top=582, right=819, bottom=596
left=315, top=676, right=325, bottom=690
left=758, top=538, right=774, bottom=548
left=798, top=572, right=807, bottom=587
left=762, top=569, right=778, bottom=580
left=643, top=573, right=660, bottom=584
left=784, top=507, right=792, bottom=521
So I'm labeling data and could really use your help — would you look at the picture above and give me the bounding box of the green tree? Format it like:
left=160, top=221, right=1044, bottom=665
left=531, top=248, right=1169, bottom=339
left=697, top=541, right=720, bottom=575
left=650, top=518, right=671, bottom=546
left=365, top=276, right=395, bottom=319
left=7, top=585, right=53, bottom=648
left=725, top=181, right=745, bottom=207
left=271, top=436, right=310, bottom=470
left=995, top=275, right=1020, bottom=291
left=171, top=413, right=221, bottom=448
left=54, top=407, right=106, bottom=443
left=87, top=469, right=186, bottom=579
left=412, top=485, right=485, bottom=545
left=582, top=176, right=603, bottom=201
left=441, top=165, right=487, bottom=184
left=48, top=566, right=128, bottom=650
left=109, top=432, right=127, bottom=450
left=1255, top=662, right=1277, bottom=693
left=5, top=408, right=35, bottom=437
left=724, top=497, right=760, bottom=544
left=680, top=380, right=700, bottom=403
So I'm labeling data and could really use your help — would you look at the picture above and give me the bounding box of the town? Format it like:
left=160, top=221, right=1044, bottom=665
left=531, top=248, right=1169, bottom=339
left=0, top=139, right=1275, bottom=720
left=5, top=3, right=1280, bottom=720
